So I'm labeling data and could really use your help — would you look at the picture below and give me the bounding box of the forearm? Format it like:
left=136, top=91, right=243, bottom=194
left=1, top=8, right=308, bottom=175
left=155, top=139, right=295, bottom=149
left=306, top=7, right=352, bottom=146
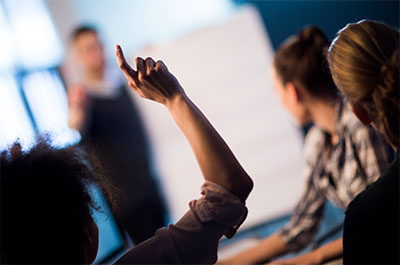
left=312, top=238, right=343, bottom=263
left=272, top=237, right=343, bottom=265
left=220, top=233, right=289, bottom=264
left=166, top=93, right=252, bottom=202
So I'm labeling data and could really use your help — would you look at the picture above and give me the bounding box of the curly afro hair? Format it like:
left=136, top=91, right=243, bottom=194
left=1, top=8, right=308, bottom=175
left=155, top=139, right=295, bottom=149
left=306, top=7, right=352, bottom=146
left=0, top=137, right=115, bottom=264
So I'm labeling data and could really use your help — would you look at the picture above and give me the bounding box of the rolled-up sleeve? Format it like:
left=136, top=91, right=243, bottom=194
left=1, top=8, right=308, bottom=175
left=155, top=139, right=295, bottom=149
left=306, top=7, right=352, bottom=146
left=116, top=181, right=248, bottom=264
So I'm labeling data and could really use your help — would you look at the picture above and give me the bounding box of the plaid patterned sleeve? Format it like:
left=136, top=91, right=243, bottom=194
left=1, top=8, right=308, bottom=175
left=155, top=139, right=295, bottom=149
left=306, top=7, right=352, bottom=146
left=279, top=127, right=327, bottom=251
left=279, top=176, right=326, bottom=251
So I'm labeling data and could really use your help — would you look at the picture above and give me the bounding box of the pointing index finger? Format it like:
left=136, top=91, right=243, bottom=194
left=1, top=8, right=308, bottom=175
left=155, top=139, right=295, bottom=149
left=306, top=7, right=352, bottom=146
left=115, top=44, right=139, bottom=85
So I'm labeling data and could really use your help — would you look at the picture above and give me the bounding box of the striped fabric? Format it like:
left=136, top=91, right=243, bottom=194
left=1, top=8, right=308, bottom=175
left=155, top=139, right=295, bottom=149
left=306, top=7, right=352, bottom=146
left=279, top=100, right=394, bottom=251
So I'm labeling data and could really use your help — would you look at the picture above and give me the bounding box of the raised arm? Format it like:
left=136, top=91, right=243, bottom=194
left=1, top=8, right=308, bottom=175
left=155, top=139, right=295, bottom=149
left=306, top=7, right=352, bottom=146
left=67, top=84, right=91, bottom=133
left=115, top=45, right=253, bottom=202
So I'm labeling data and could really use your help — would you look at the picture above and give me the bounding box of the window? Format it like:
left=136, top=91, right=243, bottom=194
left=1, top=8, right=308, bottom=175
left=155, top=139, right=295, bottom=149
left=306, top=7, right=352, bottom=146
left=0, top=74, right=34, bottom=150
left=0, top=0, right=78, bottom=149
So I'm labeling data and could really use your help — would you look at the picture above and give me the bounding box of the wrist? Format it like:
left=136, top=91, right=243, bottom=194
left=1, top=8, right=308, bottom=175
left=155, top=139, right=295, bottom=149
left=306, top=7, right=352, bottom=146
left=165, top=92, right=188, bottom=111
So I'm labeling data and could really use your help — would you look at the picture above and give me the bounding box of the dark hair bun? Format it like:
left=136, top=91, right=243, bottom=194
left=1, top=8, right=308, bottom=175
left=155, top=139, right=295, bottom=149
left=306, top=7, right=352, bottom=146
left=273, top=25, right=337, bottom=100
left=299, top=26, right=329, bottom=49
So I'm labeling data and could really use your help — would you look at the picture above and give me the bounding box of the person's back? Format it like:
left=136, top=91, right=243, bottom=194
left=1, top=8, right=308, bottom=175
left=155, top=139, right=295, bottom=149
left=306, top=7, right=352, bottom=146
left=327, top=19, right=399, bottom=264
left=343, top=153, right=399, bottom=263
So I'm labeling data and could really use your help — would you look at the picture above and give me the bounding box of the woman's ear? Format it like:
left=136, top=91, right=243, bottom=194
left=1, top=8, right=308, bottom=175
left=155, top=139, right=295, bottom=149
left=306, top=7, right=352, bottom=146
left=285, top=82, right=301, bottom=104
left=350, top=103, right=373, bottom=125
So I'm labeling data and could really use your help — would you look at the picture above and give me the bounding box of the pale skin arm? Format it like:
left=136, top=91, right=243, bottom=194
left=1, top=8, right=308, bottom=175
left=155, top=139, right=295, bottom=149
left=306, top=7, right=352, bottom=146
left=219, top=234, right=342, bottom=265
left=268, top=238, right=343, bottom=265
left=115, top=45, right=253, bottom=203
left=218, top=233, right=289, bottom=264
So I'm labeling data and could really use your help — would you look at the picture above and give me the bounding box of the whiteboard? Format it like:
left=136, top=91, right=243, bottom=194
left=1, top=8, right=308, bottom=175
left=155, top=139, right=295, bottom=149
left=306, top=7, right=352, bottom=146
left=129, top=6, right=305, bottom=229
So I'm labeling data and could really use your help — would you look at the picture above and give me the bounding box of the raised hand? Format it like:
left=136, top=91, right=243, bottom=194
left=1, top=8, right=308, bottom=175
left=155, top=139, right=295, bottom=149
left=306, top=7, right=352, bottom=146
left=68, top=84, right=89, bottom=110
left=115, top=44, right=184, bottom=105
left=115, top=44, right=252, bottom=203
left=67, top=84, right=91, bottom=131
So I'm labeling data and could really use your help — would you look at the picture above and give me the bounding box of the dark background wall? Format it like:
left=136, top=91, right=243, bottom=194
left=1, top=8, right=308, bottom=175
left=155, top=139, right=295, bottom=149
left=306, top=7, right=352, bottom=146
left=233, top=1, right=399, bottom=49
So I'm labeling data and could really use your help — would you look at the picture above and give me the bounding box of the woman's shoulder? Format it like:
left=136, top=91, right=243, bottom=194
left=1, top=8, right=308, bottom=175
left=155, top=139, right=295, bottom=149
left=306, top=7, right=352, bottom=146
left=304, top=125, right=325, bottom=146
left=303, top=125, right=325, bottom=162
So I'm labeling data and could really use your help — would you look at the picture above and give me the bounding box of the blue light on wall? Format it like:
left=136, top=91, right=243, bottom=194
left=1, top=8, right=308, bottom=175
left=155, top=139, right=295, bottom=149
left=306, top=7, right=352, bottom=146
left=90, top=185, right=125, bottom=264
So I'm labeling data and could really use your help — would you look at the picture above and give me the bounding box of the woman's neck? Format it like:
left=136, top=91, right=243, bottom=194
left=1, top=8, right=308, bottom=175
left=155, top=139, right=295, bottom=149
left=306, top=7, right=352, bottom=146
left=308, top=98, right=338, bottom=144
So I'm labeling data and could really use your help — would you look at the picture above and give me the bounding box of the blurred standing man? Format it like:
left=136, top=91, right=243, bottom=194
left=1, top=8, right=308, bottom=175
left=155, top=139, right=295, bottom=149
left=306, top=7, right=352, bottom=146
left=65, top=25, right=166, bottom=244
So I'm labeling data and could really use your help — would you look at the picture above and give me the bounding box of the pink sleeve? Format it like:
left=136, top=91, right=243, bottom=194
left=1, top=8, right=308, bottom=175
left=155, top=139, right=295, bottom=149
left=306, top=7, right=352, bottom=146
left=116, top=181, right=248, bottom=264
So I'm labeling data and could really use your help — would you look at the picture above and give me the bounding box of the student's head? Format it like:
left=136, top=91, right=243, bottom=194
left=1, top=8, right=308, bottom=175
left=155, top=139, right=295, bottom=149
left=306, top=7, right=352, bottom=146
left=0, top=139, right=111, bottom=264
left=273, top=26, right=338, bottom=125
left=72, top=25, right=105, bottom=73
left=328, top=20, right=399, bottom=148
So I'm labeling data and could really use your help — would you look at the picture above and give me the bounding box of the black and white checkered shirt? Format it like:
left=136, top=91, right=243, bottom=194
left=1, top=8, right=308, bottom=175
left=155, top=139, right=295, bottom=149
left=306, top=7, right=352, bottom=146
left=279, top=100, right=394, bottom=251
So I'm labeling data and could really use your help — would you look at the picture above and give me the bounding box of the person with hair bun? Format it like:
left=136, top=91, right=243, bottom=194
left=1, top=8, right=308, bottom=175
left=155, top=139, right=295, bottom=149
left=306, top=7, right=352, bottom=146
left=328, top=19, right=399, bottom=264
left=219, top=26, right=393, bottom=265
